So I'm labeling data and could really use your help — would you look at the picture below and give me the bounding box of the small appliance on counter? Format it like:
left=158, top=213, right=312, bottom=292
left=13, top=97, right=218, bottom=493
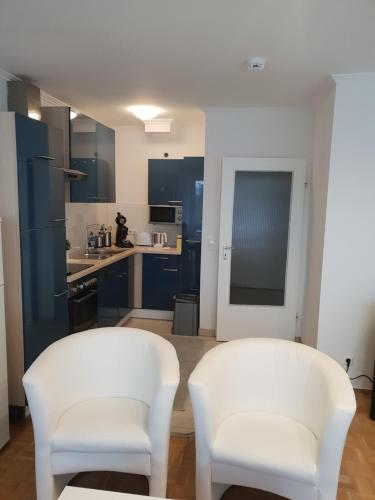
left=135, top=231, right=152, bottom=246
left=115, top=212, right=134, bottom=248
left=153, top=232, right=168, bottom=247
left=149, top=205, right=183, bottom=224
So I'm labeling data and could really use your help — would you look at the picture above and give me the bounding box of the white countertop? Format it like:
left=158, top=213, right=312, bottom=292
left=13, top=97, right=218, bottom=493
left=67, top=245, right=181, bottom=283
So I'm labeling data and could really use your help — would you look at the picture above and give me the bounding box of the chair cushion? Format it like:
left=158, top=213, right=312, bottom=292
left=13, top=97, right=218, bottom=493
left=51, top=397, right=151, bottom=454
left=212, top=412, right=318, bottom=484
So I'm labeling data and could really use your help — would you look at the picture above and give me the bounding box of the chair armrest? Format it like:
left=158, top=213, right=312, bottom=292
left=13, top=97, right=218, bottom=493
left=148, top=347, right=179, bottom=458
left=23, top=356, right=72, bottom=448
left=313, top=361, right=356, bottom=495
left=188, top=352, right=225, bottom=464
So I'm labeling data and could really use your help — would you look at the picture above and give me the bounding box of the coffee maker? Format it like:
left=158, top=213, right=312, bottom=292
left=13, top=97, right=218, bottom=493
left=115, top=212, right=134, bottom=248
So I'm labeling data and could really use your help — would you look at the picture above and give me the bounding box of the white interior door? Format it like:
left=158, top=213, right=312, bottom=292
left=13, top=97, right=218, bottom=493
left=217, top=158, right=306, bottom=341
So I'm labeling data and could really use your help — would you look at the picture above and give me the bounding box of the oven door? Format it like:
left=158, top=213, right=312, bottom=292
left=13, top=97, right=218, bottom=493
left=69, top=289, right=98, bottom=334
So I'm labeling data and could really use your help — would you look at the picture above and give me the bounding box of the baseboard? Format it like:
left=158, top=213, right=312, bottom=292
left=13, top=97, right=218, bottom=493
left=125, top=308, right=174, bottom=321
left=198, top=328, right=216, bottom=337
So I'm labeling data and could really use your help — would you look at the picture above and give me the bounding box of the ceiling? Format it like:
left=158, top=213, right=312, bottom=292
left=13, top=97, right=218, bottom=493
left=0, top=0, right=374, bottom=127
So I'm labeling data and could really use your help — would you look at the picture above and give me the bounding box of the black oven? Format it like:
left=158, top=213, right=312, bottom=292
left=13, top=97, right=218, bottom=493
left=68, top=274, right=98, bottom=334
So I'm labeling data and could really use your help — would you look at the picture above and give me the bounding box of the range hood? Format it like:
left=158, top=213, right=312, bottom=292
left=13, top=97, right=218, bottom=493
left=64, top=168, right=88, bottom=181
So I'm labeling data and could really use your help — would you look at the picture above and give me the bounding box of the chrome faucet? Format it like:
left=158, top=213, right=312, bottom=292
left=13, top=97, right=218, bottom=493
left=85, top=224, right=103, bottom=255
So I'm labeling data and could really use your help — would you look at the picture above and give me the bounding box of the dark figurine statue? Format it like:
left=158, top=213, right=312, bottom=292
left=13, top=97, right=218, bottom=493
left=115, top=212, right=134, bottom=248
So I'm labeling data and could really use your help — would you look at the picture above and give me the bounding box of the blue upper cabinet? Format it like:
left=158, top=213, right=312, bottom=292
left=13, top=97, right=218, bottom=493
left=148, top=159, right=183, bottom=205
left=15, top=113, right=49, bottom=165
left=70, top=114, right=115, bottom=203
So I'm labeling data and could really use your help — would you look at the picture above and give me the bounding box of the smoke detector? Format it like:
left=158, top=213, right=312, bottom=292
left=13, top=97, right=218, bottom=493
left=248, top=57, right=266, bottom=71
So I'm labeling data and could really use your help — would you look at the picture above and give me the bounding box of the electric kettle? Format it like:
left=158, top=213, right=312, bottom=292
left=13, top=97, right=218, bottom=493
left=152, top=232, right=168, bottom=247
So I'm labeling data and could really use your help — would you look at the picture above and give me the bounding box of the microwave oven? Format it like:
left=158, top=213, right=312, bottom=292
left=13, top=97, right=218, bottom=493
left=149, top=205, right=183, bottom=224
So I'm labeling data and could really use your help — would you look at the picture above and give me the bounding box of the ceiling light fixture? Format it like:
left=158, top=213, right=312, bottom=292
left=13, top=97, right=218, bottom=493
left=128, top=105, right=163, bottom=121
left=28, top=111, right=41, bottom=121
left=70, top=110, right=78, bottom=120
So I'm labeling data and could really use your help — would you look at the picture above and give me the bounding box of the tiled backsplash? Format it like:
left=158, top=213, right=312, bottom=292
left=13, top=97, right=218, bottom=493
left=65, top=202, right=180, bottom=252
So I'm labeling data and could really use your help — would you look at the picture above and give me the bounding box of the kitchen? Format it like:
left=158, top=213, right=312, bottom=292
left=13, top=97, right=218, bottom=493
left=0, top=81, right=205, bottom=421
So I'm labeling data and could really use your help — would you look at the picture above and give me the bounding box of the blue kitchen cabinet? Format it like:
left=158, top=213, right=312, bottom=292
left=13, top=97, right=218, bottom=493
left=97, top=259, right=129, bottom=325
left=21, top=223, right=68, bottom=369
left=180, top=157, right=204, bottom=294
left=15, top=114, right=69, bottom=370
left=142, top=254, right=181, bottom=310
left=148, top=159, right=183, bottom=205
left=70, top=116, right=115, bottom=203
left=15, top=113, right=49, bottom=165
left=18, top=158, right=65, bottom=231
left=70, top=158, right=110, bottom=202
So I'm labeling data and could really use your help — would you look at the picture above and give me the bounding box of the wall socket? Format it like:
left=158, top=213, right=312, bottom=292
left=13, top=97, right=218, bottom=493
left=345, top=357, right=353, bottom=371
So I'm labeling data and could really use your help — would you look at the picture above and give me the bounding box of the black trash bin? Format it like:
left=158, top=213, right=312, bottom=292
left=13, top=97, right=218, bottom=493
left=172, top=293, right=199, bottom=336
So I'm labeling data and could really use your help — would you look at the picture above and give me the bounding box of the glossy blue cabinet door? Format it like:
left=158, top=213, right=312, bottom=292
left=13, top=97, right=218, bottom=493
left=18, top=159, right=65, bottom=230
left=180, top=157, right=204, bottom=294
left=21, top=224, right=68, bottom=369
left=148, top=159, right=183, bottom=205
left=97, top=260, right=129, bottom=325
left=15, top=113, right=49, bottom=165
left=70, top=158, right=110, bottom=203
left=142, top=255, right=181, bottom=310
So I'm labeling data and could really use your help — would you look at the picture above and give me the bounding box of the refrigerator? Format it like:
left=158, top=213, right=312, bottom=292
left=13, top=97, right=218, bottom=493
left=15, top=114, right=69, bottom=370
left=0, top=218, right=9, bottom=448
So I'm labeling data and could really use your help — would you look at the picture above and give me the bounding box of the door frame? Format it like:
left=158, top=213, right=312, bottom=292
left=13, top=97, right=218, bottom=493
left=216, top=157, right=306, bottom=341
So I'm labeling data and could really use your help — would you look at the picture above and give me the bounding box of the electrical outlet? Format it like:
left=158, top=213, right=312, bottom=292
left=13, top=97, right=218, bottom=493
left=345, top=357, right=353, bottom=371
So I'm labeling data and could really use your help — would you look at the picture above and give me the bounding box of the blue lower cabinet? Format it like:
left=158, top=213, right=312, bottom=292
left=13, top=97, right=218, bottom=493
left=142, top=255, right=181, bottom=310
left=97, top=259, right=129, bottom=325
left=21, top=224, right=69, bottom=369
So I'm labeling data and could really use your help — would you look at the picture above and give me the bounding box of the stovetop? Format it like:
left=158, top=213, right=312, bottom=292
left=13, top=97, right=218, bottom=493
left=66, top=263, right=94, bottom=276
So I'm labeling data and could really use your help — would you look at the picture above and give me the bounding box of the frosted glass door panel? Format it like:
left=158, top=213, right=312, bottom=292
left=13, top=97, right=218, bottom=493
left=230, top=171, right=292, bottom=306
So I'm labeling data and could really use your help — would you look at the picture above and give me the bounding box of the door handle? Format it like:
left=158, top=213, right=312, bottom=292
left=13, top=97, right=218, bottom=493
left=53, top=290, right=68, bottom=298
left=162, top=268, right=178, bottom=272
left=223, top=246, right=234, bottom=260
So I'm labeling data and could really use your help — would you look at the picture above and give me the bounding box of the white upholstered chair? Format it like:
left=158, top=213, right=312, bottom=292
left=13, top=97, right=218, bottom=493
left=23, top=327, right=179, bottom=500
left=188, top=338, right=356, bottom=500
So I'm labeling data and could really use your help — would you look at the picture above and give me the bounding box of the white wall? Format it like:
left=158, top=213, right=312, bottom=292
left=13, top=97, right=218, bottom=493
left=302, top=88, right=335, bottom=347
left=315, top=76, right=375, bottom=387
left=200, top=107, right=314, bottom=331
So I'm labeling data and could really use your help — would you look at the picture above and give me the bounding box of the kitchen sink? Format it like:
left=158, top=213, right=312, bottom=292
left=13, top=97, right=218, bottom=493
left=81, top=253, right=112, bottom=260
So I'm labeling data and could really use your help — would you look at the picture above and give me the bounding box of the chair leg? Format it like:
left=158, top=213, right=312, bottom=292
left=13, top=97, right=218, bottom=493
left=196, top=464, right=229, bottom=500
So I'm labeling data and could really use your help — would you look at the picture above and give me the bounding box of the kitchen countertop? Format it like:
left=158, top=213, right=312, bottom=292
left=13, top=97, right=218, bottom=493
left=67, top=245, right=181, bottom=283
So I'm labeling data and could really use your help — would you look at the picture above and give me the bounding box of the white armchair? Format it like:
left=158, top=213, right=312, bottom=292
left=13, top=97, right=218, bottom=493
left=188, top=338, right=356, bottom=500
left=23, top=327, right=179, bottom=500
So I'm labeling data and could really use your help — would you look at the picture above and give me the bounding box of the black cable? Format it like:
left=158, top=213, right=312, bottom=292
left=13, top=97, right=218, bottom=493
left=350, top=374, right=374, bottom=384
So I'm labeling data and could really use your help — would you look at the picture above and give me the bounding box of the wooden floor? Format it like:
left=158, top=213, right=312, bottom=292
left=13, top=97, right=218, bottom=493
left=0, top=391, right=373, bottom=500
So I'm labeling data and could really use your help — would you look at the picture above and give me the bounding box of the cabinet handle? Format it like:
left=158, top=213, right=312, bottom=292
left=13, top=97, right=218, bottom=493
left=185, top=239, right=200, bottom=243
left=168, top=201, right=182, bottom=204
left=163, top=268, right=178, bottom=272
left=50, top=218, right=67, bottom=222
left=154, top=256, right=168, bottom=260
left=53, top=290, right=68, bottom=297
left=33, top=155, right=56, bottom=161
